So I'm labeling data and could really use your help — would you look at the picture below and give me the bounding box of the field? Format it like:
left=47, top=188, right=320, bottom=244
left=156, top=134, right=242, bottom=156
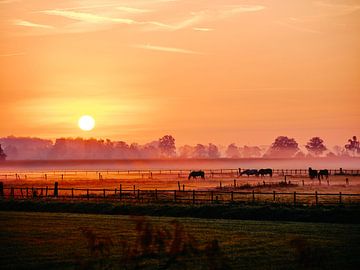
left=1, top=211, right=360, bottom=270
left=1, top=169, right=360, bottom=205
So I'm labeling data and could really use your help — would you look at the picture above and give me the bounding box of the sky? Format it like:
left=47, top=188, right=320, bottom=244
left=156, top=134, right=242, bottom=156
left=0, top=0, right=359, bottom=147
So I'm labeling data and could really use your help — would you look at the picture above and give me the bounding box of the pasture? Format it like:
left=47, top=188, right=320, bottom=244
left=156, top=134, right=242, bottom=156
left=1, top=169, right=360, bottom=206
left=1, top=169, right=360, bottom=192
left=1, top=211, right=359, bottom=269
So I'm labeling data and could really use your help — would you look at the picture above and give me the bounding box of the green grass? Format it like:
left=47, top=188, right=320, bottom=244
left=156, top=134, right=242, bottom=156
left=0, top=211, right=359, bottom=269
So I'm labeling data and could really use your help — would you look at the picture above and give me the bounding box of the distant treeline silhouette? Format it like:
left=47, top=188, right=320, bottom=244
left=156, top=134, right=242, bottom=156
left=0, top=135, right=358, bottom=160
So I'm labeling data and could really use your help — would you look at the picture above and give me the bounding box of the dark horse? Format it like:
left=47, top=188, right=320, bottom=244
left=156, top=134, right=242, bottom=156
left=188, top=170, right=205, bottom=180
left=258, top=168, right=273, bottom=177
left=240, top=169, right=259, bottom=177
left=308, top=167, right=318, bottom=179
left=318, top=169, right=329, bottom=180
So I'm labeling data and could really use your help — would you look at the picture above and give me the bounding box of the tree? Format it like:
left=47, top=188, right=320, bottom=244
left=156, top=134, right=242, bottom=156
left=305, top=137, right=327, bottom=156
left=193, top=144, right=208, bottom=158
left=345, top=136, right=360, bottom=155
left=240, top=145, right=261, bottom=158
left=0, top=144, right=7, bottom=161
left=178, top=145, right=194, bottom=158
left=225, top=143, right=240, bottom=158
left=208, top=143, right=220, bottom=158
left=158, top=135, right=176, bottom=158
left=264, top=136, right=299, bottom=158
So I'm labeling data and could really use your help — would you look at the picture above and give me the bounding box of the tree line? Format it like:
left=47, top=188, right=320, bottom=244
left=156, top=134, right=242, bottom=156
left=0, top=135, right=359, bottom=160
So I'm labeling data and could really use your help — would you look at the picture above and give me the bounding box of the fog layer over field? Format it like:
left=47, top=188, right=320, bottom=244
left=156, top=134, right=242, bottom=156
left=0, top=158, right=359, bottom=171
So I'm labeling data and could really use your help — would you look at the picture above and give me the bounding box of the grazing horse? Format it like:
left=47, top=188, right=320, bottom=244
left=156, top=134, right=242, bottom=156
left=258, top=168, right=273, bottom=177
left=240, top=169, right=259, bottom=177
left=188, top=170, right=205, bottom=180
left=318, top=169, right=329, bottom=180
left=308, top=167, right=318, bottom=179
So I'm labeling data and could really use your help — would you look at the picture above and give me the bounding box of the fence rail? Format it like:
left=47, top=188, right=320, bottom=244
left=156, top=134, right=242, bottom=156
left=1, top=184, right=359, bottom=206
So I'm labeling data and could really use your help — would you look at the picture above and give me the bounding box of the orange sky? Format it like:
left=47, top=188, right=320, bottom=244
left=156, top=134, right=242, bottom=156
left=0, top=0, right=359, bottom=147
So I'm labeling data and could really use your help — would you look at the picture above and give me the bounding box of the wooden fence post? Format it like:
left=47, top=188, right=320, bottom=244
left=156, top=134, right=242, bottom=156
left=119, top=184, right=122, bottom=200
left=137, top=189, right=140, bottom=200
left=0, top=182, right=3, bottom=197
left=10, top=187, right=14, bottom=198
left=45, top=186, right=48, bottom=197
left=54, top=182, right=58, bottom=197
left=252, top=190, right=255, bottom=202
left=103, top=189, right=106, bottom=198
left=72, top=188, right=74, bottom=198
left=178, top=181, right=181, bottom=191
left=192, top=190, right=195, bottom=204
left=26, top=187, right=28, bottom=198
left=231, top=191, right=234, bottom=202
left=183, top=184, right=185, bottom=191
left=339, top=192, right=342, bottom=204
left=293, top=192, right=296, bottom=206
left=219, top=181, right=222, bottom=189
left=87, top=189, right=89, bottom=200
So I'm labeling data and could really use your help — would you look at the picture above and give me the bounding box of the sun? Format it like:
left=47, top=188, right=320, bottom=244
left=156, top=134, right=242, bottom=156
left=78, top=115, right=95, bottom=131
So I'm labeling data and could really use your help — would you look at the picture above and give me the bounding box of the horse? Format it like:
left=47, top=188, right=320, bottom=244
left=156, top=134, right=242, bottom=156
left=258, top=168, right=273, bottom=177
left=308, top=167, right=318, bottom=179
left=240, top=169, right=259, bottom=177
left=188, top=170, right=205, bottom=180
left=318, top=169, right=329, bottom=180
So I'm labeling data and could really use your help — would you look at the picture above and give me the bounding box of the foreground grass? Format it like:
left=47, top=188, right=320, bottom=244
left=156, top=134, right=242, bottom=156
left=0, top=211, right=359, bottom=270
left=1, top=199, right=360, bottom=224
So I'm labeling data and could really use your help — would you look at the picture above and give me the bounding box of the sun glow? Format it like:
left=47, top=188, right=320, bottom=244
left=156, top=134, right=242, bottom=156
left=78, top=115, right=95, bottom=131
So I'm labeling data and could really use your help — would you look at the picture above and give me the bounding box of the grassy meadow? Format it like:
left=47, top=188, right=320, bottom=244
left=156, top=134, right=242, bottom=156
left=1, top=211, right=359, bottom=270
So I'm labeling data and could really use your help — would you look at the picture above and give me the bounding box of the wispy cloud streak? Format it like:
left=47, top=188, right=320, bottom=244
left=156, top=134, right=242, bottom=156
left=133, top=44, right=201, bottom=54
left=13, top=19, right=53, bottom=29
left=0, top=52, right=24, bottom=57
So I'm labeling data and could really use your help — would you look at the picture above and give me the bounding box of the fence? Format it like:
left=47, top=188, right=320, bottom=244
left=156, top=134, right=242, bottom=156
left=1, top=183, right=359, bottom=206
left=1, top=168, right=359, bottom=181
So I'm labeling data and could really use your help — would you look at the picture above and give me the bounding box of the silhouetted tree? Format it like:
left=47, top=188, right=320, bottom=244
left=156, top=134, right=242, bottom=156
left=193, top=144, right=207, bottom=158
left=305, top=137, right=327, bottom=156
left=264, top=136, right=299, bottom=158
left=178, top=145, right=194, bottom=158
left=240, top=145, right=261, bottom=158
left=345, top=136, right=360, bottom=155
left=208, top=143, right=220, bottom=158
left=158, top=135, right=176, bottom=158
left=0, top=144, right=7, bottom=161
left=225, top=143, right=240, bottom=158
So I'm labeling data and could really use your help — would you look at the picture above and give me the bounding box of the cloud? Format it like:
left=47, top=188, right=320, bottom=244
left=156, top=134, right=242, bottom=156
left=13, top=19, right=54, bottom=29
left=41, top=9, right=135, bottom=24
left=0, top=0, right=21, bottom=4
left=0, top=52, right=24, bottom=57
left=314, top=1, right=360, bottom=13
left=132, top=44, right=201, bottom=54
left=193, top=27, right=214, bottom=32
left=116, top=6, right=153, bottom=14
left=221, top=5, right=266, bottom=15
